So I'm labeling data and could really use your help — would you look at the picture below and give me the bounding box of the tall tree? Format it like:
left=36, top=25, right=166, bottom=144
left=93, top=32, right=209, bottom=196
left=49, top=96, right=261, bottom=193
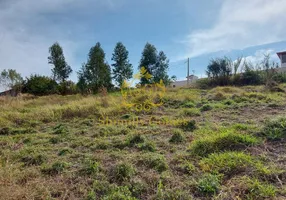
left=139, top=43, right=158, bottom=85
left=48, top=42, right=72, bottom=83
left=112, top=42, right=133, bottom=87
left=153, top=51, right=170, bottom=85
left=78, top=42, right=112, bottom=93
left=0, top=69, right=23, bottom=91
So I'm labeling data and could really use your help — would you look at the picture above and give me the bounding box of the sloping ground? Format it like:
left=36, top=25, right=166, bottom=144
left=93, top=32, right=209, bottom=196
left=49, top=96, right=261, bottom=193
left=0, top=85, right=286, bottom=200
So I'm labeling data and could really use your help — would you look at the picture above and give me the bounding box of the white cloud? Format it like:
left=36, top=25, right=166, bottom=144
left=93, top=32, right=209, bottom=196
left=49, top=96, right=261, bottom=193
left=185, top=0, right=286, bottom=58
left=0, top=0, right=117, bottom=85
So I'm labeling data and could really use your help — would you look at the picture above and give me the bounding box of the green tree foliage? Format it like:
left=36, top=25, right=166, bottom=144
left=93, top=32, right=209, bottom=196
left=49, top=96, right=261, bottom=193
left=0, top=69, right=23, bottom=91
left=139, top=43, right=170, bottom=85
left=48, top=42, right=72, bottom=83
left=112, top=42, right=133, bottom=87
left=23, top=75, right=58, bottom=96
left=78, top=42, right=112, bottom=93
left=206, top=57, right=232, bottom=86
left=154, top=51, right=170, bottom=85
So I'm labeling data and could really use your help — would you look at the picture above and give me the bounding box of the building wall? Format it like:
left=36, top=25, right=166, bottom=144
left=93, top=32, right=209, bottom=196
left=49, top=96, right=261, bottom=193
left=170, top=76, right=199, bottom=88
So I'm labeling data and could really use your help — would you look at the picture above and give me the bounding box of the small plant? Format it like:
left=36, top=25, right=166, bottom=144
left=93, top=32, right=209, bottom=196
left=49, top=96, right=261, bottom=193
left=86, top=190, right=96, bottom=200
left=169, top=129, right=185, bottom=144
left=182, top=102, right=195, bottom=108
left=49, top=136, right=62, bottom=144
left=182, top=108, right=201, bottom=117
left=42, top=161, right=68, bottom=175
left=128, top=134, right=145, bottom=146
left=178, top=120, right=196, bottom=131
left=102, top=186, right=136, bottom=200
left=58, top=148, right=72, bottom=156
left=262, top=117, right=286, bottom=140
left=81, top=160, right=100, bottom=176
left=21, top=154, right=47, bottom=166
left=113, top=162, right=135, bottom=182
left=137, top=141, right=156, bottom=152
left=53, top=124, right=68, bottom=134
left=178, top=161, right=196, bottom=174
left=138, top=153, right=168, bottom=173
left=200, top=104, right=212, bottom=112
left=197, top=173, right=221, bottom=195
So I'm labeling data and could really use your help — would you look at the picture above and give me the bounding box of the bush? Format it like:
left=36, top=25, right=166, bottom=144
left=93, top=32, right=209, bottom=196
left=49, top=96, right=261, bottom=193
left=169, top=129, right=185, bottom=144
left=138, top=153, right=168, bottom=173
left=42, top=161, right=69, bottom=175
left=182, top=108, right=201, bottom=117
left=178, top=120, right=196, bottom=131
left=21, top=154, right=47, bottom=166
left=57, top=80, right=78, bottom=95
left=128, top=134, right=145, bottom=146
left=197, top=174, right=221, bottom=195
left=200, top=104, right=212, bottom=112
left=137, top=141, right=156, bottom=152
left=262, top=117, right=286, bottom=140
left=102, top=186, right=136, bottom=200
left=113, top=163, right=135, bottom=182
left=182, top=102, right=195, bottom=108
left=189, top=132, right=259, bottom=157
left=81, top=160, right=100, bottom=176
left=23, top=75, right=58, bottom=96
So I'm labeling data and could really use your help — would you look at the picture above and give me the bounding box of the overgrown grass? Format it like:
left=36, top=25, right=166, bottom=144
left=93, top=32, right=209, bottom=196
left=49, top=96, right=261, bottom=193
left=189, top=131, right=259, bottom=156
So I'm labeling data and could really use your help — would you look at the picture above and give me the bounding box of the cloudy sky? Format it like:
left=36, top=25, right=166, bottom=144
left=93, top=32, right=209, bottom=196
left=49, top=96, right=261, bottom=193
left=1, top=0, right=286, bottom=87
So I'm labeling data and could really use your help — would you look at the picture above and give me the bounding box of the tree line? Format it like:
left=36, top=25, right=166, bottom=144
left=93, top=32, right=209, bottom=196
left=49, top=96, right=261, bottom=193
left=197, top=54, right=285, bottom=91
left=0, top=42, right=172, bottom=96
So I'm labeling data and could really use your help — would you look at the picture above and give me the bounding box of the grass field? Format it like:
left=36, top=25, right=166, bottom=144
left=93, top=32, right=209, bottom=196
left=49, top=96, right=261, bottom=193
left=0, top=85, right=286, bottom=200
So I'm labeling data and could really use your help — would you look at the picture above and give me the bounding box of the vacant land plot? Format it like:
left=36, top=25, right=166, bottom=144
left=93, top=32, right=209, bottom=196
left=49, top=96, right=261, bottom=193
left=0, top=85, right=286, bottom=200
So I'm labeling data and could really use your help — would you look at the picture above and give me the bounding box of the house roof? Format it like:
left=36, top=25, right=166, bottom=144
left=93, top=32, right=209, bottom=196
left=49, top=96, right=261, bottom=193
left=277, top=51, right=286, bottom=57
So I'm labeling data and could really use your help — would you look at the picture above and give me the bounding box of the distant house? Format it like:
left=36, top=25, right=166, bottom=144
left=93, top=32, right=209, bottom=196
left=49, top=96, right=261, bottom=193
left=276, top=51, right=286, bottom=73
left=277, top=51, right=286, bottom=68
left=171, top=75, right=199, bottom=88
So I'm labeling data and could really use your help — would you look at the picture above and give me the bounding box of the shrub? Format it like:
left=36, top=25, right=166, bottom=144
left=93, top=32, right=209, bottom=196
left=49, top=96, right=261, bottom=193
left=113, top=163, right=135, bottom=182
left=81, top=160, right=100, bottom=176
left=138, top=153, right=168, bottom=173
left=42, top=161, right=68, bottom=175
left=199, top=152, right=270, bottom=176
left=182, top=108, right=201, bottom=117
left=53, top=124, right=68, bottom=135
left=200, top=104, right=212, bottom=112
left=178, top=120, right=196, bottom=131
left=21, top=154, right=47, bottom=166
left=128, top=134, right=145, bottom=146
left=102, top=186, right=136, bottom=200
left=49, top=137, right=62, bottom=144
left=189, top=132, right=259, bottom=157
left=182, top=102, right=195, bottom=108
left=137, top=141, right=156, bottom=152
left=262, top=117, right=286, bottom=140
left=23, top=74, right=58, bottom=96
left=57, top=80, right=78, bottom=95
left=197, top=174, right=221, bottom=195
left=169, top=129, right=185, bottom=144
left=58, top=148, right=72, bottom=156
left=0, top=127, right=35, bottom=135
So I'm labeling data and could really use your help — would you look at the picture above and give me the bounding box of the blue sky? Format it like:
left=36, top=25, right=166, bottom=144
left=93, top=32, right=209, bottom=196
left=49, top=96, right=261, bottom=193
left=0, top=0, right=286, bottom=88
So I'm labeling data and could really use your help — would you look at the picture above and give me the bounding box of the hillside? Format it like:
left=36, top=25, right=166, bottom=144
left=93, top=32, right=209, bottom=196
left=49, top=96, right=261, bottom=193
left=0, top=85, right=286, bottom=200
